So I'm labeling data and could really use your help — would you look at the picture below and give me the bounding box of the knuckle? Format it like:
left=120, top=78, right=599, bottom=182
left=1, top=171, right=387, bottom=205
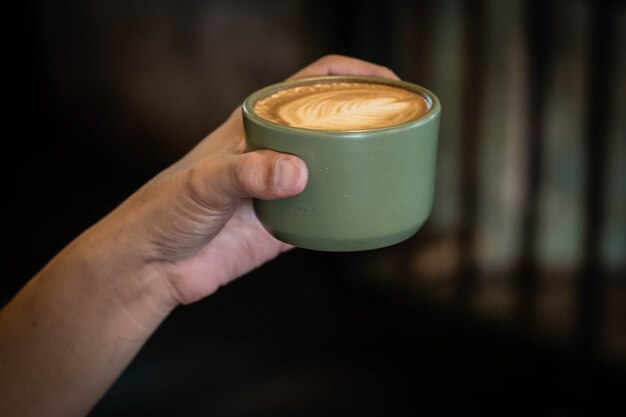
left=232, top=154, right=251, bottom=190
left=320, top=53, right=342, bottom=63
left=234, top=152, right=272, bottom=192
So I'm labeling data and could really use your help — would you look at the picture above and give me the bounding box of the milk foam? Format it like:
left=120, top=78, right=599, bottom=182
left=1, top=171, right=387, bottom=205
left=253, top=82, right=428, bottom=131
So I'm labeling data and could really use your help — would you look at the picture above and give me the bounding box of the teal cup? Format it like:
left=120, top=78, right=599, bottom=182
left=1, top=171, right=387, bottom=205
left=243, top=75, right=440, bottom=251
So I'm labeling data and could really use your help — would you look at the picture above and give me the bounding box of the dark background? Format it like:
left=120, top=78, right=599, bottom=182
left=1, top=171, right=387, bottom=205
left=4, top=0, right=625, bottom=415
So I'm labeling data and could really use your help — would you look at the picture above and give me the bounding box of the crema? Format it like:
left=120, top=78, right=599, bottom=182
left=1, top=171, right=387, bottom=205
left=253, top=81, right=428, bottom=131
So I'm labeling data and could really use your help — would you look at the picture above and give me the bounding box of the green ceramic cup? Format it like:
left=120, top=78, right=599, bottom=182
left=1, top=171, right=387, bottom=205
left=242, top=75, right=440, bottom=251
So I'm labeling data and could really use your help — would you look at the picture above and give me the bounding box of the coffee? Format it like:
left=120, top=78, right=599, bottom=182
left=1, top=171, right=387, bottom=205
left=243, top=76, right=440, bottom=251
left=253, top=81, right=429, bottom=131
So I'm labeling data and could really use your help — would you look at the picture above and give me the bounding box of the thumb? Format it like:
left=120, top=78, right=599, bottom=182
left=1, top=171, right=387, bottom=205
left=223, top=150, right=308, bottom=201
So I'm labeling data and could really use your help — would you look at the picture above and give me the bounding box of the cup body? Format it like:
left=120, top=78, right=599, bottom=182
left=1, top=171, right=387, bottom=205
left=243, top=76, right=440, bottom=251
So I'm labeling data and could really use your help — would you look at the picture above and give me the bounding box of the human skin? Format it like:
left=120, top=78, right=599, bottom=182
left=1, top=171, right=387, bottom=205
left=0, top=55, right=399, bottom=417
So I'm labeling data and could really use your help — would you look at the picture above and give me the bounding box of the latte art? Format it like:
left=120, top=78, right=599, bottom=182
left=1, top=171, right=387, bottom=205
left=253, top=81, right=428, bottom=131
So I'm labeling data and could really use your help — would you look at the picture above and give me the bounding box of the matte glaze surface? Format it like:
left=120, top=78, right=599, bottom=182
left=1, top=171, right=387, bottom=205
left=243, top=76, right=441, bottom=251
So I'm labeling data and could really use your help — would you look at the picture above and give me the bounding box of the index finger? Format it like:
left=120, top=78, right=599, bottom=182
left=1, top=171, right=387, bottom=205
left=287, top=54, right=400, bottom=81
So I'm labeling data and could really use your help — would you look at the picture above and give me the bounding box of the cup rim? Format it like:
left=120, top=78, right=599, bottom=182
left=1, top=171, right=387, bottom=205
left=242, top=75, right=441, bottom=136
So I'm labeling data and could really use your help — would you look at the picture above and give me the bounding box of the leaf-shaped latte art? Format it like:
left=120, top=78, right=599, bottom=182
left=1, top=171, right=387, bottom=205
left=254, top=82, right=428, bottom=131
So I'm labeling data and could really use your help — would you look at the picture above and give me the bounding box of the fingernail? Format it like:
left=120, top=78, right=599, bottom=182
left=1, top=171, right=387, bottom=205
left=274, top=158, right=301, bottom=192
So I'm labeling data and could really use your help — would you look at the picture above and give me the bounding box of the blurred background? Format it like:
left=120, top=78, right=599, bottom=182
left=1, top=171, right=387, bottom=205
left=4, top=0, right=625, bottom=415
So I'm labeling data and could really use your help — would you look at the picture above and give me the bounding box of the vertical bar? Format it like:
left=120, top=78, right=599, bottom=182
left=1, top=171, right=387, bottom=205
left=334, top=0, right=394, bottom=65
left=577, top=1, right=612, bottom=354
left=405, top=0, right=435, bottom=84
left=397, top=0, right=435, bottom=270
left=515, top=0, right=552, bottom=330
left=456, top=0, right=485, bottom=308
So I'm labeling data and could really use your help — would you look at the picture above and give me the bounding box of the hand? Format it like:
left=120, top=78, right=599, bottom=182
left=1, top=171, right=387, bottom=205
left=95, top=54, right=399, bottom=306
left=0, top=55, right=400, bottom=417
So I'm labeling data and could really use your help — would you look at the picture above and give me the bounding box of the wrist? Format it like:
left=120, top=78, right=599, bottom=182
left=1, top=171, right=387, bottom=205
left=70, top=217, right=181, bottom=327
left=0, top=205, right=179, bottom=417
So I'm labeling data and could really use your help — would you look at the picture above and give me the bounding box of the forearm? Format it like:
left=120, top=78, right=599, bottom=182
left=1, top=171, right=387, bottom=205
left=0, top=222, right=177, bottom=417
left=0, top=53, right=398, bottom=417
